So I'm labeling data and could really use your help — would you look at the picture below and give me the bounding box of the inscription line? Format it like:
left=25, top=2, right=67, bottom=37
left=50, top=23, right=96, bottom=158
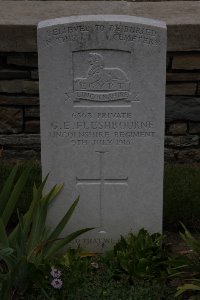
left=103, top=178, right=128, bottom=184
left=76, top=178, right=128, bottom=184
left=74, top=105, right=132, bottom=108
left=76, top=179, right=101, bottom=184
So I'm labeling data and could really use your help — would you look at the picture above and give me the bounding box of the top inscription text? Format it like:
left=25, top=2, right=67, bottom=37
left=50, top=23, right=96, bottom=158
left=43, top=23, right=160, bottom=47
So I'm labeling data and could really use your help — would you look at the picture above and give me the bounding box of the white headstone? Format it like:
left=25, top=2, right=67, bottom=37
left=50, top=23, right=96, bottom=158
left=38, top=15, right=166, bottom=252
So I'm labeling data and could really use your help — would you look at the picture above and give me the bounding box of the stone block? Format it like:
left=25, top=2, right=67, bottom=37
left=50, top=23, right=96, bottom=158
left=0, top=26, right=37, bottom=52
left=0, top=54, right=6, bottom=67
left=23, top=81, right=39, bottom=94
left=165, top=148, right=200, bottom=163
left=164, top=148, right=177, bottom=162
left=166, top=96, right=200, bottom=122
left=0, top=69, right=30, bottom=80
left=167, top=24, right=200, bottom=51
left=31, top=69, right=39, bottom=80
left=0, top=55, right=3, bottom=66
left=0, top=95, right=39, bottom=105
left=25, top=106, right=39, bottom=118
left=0, top=149, right=40, bottom=162
left=0, top=134, right=40, bottom=149
left=168, top=122, right=187, bottom=135
left=7, top=53, right=38, bottom=67
left=165, top=135, right=199, bottom=148
left=25, top=120, right=40, bottom=133
left=0, top=80, right=39, bottom=94
left=166, top=82, right=197, bottom=96
left=0, top=80, right=20, bottom=93
left=198, top=82, right=200, bottom=95
left=0, top=107, right=23, bottom=133
left=166, top=55, right=171, bottom=71
left=177, top=148, right=200, bottom=163
left=167, top=72, right=200, bottom=82
left=172, top=54, right=200, bottom=70
left=189, top=122, right=200, bottom=134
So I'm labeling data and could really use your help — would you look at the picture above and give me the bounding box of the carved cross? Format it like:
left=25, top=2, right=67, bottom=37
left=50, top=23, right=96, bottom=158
left=76, top=151, right=128, bottom=228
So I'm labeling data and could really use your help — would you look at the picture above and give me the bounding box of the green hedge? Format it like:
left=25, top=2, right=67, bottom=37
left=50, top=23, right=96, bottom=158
left=164, top=164, right=200, bottom=230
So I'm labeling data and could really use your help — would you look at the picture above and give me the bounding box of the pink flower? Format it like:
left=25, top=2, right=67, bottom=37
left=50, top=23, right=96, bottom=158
left=51, top=278, right=63, bottom=289
left=50, top=268, right=62, bottom=278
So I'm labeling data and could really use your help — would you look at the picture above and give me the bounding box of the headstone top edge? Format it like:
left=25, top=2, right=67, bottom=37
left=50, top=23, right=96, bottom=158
left=37, top=14, right=166, bottom=30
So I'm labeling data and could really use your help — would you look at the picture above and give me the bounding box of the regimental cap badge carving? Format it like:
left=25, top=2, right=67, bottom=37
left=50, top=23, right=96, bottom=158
left=74, top=52, right=130, bottom=102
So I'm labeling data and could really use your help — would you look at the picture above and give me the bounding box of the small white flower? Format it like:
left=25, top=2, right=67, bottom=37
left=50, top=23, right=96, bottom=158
left=50, top=268, right=62, bottom=278
left=51, top=278, right=63, bottom=289
left=91, top=262, right=99, bottom=269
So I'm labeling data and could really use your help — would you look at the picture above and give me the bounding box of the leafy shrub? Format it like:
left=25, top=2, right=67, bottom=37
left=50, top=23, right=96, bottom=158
left=0, top=162, right=41, bottom=228
left=0, top=164, right=93, bottom=299
left=175, top=225, right=200, bottom=300
left=112, top=229, right=171, bottom=280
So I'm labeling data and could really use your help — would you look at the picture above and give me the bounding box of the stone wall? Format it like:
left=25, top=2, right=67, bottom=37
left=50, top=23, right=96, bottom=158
left=0, top=53, right=40, bottom=161
left=165, top=52, right=200, bottom=162
left=0, top=51, right=199, bottom=163
left=0, top=1, right=199, bottom=163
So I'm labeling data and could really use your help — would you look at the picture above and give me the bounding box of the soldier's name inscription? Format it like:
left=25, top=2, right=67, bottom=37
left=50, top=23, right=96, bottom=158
left=49, top=116, right=156, bottom=146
